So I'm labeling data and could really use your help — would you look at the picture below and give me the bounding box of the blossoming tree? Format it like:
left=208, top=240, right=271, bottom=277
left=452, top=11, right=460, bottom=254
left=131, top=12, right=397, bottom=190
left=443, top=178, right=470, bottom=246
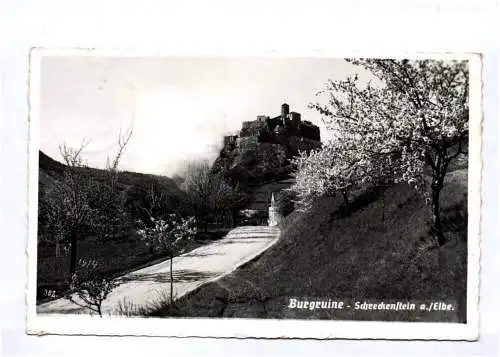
left=292, top=142, right=372, bottom=212
left=65, top=258, right=118, bottom=317
left=137, top=214, right=197, bottom=304
left=302, top=59, right=468, bottom=245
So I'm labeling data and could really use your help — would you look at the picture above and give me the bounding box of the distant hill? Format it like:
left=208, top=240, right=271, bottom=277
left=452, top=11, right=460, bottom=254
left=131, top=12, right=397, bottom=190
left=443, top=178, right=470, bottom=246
left=38, top=150, right=187, bottom=222
left=152, top=169, right=468, bottom=323
left=38, top=150, right=67, bottom=187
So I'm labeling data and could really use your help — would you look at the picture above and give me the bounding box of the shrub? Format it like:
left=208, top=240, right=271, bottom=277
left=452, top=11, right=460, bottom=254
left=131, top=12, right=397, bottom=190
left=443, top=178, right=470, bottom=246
left=65, top=258, right=118, bottom=317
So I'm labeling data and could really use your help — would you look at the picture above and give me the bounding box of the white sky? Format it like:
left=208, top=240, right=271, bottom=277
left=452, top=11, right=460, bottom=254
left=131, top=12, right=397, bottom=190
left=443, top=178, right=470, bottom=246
left=40, top=56, right=368, bottom=176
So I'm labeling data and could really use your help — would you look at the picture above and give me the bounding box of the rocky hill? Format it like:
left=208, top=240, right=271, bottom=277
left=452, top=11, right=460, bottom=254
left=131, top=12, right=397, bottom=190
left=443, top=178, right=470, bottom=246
left=212, top=103, right=321, bottom=183
left=211, top=103, right=321, bottom=212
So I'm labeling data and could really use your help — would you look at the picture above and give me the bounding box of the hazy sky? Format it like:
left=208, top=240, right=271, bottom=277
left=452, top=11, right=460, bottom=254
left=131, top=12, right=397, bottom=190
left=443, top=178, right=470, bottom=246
left=40, top=56, right=369, bottom=175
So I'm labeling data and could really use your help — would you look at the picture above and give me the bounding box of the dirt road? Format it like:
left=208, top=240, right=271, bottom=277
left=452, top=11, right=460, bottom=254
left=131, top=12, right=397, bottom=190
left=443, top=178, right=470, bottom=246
left=36, top=226, right=280, bottom=316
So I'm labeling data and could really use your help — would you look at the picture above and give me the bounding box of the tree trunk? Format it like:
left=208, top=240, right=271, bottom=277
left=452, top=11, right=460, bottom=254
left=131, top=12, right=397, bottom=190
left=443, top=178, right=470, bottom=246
left=342, top=190, right=349, bottom=212
left=170, top=255, right=174, bottom=305
left=55, top=240, right=61, bottom=258
left=381, top=190, right=385, bottom=223
left=204, top=218, right=209, bottom=233
left=69, top=231, right=78, bottom=277
left=232, top=209, right=238, bottom=227
left=431, top=177, right=446, bottom=245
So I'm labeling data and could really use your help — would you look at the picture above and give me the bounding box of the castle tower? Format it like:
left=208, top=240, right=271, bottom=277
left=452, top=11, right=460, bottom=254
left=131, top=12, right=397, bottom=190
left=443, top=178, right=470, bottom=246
left=281, top=103, right=290, bottom=119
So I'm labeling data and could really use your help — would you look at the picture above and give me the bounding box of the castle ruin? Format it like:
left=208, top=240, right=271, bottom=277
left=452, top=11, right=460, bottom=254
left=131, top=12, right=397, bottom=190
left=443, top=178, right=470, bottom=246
left=213, top=103, right=321, bottom=221
left=223, top=103, right=321, bottom=155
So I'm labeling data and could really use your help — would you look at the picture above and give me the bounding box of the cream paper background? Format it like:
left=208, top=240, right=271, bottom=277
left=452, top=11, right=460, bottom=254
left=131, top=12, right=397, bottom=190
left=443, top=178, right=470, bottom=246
left=1, top=0, right=499, bottom=355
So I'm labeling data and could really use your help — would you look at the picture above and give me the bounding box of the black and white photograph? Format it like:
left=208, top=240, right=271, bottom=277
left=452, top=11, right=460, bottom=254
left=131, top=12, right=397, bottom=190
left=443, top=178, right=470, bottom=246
left=26, top=50, right=481, bottom=339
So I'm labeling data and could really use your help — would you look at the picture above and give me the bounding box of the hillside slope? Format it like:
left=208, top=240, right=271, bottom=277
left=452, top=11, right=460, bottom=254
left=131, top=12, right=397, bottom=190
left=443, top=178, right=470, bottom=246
left=153, top=169, right=468, bottom=322
left=39, top=150, right=187, bottom=220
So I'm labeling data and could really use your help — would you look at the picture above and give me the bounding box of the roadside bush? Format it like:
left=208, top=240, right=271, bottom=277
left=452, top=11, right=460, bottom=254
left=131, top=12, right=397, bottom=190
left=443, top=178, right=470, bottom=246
left=65, top=258, right=118, bottom=317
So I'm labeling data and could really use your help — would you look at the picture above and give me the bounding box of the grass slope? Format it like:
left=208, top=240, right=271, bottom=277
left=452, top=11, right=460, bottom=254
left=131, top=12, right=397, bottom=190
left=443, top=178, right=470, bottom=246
left=151, top=169, right=468, bottom=323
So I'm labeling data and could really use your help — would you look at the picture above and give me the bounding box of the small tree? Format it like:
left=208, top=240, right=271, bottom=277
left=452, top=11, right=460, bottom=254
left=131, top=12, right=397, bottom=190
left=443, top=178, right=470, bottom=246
left=137, top=214, right=197, bottom=304
left=65, top=259, right=118, bottom=317
left=41, top=140, right=97, bottom=275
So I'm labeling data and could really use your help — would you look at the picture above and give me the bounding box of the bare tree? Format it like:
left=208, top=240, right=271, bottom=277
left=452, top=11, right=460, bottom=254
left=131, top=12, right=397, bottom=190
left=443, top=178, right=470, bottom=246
left=106, top=127, right=133, bottom=173
left=142, top=183, right=169, bottom=221
left=182, top=160, right=245, bottom=232
left=41, top=129, right=133, bottom=277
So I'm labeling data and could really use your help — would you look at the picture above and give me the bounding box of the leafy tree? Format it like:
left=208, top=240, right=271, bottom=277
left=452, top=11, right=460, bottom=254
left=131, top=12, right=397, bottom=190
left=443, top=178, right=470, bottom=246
left=137, top=214, right=197, bottom=304
left=307, top=59, right=468, bottom=244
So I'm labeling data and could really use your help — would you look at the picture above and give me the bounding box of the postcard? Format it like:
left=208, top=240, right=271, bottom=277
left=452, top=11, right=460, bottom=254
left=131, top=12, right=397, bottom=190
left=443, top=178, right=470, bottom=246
left=26, top=49, right=481, bottom=339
